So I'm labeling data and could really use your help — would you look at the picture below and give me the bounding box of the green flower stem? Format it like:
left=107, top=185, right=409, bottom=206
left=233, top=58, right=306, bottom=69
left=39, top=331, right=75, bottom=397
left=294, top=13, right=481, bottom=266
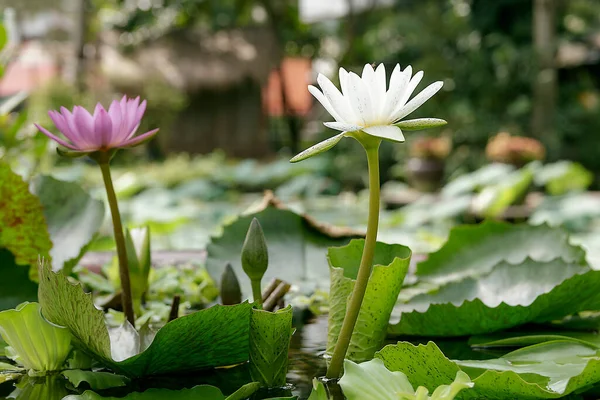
left=98, top=160, right=135, bottom=326
left=326, top=139, right=381, bottom=379
left=251, top=279, right=263, bottom=309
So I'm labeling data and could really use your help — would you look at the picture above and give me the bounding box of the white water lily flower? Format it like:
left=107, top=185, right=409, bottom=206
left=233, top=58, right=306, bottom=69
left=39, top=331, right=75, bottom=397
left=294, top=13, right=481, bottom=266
left=291, top=63, right=446, bottom=162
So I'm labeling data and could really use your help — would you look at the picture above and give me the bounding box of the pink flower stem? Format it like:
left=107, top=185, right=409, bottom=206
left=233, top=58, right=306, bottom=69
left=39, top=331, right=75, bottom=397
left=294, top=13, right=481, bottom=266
left=98, top=156, right=135, bottom=326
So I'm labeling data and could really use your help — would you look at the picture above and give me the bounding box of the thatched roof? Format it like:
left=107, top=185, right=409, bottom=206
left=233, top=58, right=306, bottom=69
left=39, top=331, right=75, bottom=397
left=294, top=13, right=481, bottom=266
left=101, top=27, right=279, bottom=92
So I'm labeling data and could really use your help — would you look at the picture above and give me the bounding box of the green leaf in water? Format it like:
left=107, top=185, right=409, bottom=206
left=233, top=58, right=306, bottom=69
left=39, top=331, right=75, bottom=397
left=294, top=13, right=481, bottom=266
left=249, top=306, right=293, bottom=387
left=38, top=260, right=253, bottom=377
left=391, top=258, right=600, bottom=337
left=62, top=370, right=130, bottom=390
left=0, top=302, right=71, bottom=372
left=307, top=379, right=328, bottom=400
left=376, top=340, right=600, bottom=399
left=30, top=175, right=105, bottom=275
left=7, top=375, right=69, bottom=400
left=328, top=239, right=410, bottom=362
left=339, top=358, right=472, bottom=400
left=471, top=166, right=533, bottom=218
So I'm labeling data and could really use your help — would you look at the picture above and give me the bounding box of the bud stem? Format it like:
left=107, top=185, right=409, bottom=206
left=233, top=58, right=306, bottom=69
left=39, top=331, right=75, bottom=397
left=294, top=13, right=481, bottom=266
left=251, top=279, right=263, bottom=309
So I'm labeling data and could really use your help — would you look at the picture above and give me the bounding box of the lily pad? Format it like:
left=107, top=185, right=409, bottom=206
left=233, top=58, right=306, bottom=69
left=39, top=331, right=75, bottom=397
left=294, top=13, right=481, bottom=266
left=376, top=341, right=600, bottom=399
left=328, top=239, right=410, bottom=362
left=471, top=167, right=533, bottom=218
left=415, top=221, right=585, bottom=284
left=248, top=306, right=293, bottom=387
left=391, top=258, right=600, bottom=337
left=206, top=193, right=360, bottom=297
left=38, top=261, right=253, bottom=377
left=30, top=175, right=105, bottom=274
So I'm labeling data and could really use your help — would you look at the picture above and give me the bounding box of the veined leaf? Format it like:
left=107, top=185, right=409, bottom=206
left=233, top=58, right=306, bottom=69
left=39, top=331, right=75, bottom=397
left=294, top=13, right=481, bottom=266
left=328, top=239, right=410, bottom=362
left=249, top=306, right=293, bottom=387
left=38, top=260, right=253, bottom=377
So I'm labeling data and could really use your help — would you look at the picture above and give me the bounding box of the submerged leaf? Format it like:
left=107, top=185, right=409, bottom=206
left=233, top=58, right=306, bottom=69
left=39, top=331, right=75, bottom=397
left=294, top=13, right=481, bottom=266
left=62, top=370, right=129, bottom=390
left=0, top=302, right=71, bottom=372
left=249, top=306, right=293, bottom=387
left=328, top=239, right=410, bottom=362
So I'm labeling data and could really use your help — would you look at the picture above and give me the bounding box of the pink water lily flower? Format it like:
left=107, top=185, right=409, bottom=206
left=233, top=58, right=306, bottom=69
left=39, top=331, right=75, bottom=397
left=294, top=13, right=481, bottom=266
left=35, top=96, right=159, bottom=154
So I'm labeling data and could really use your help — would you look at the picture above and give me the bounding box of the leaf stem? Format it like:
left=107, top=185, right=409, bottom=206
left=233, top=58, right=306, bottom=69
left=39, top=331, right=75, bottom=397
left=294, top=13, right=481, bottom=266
left=251, top=279, right=263, bottom=309
left=326, top=141, right=381, bottom=379
left=99, top=161, right=135, bottom=325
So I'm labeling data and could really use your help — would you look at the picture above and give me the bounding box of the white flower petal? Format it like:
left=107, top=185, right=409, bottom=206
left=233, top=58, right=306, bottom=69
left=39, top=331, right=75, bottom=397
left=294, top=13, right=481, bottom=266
left=346, top=72, right=374, bottom=125
left=339, top=68, right=350, bottom=96
left=318, top=73, right=356, bottom=123
left=393, top=81, right=444, bottom=121
left=382, top=65, right=411, bottom=121
left=308, top=84, right=342, bottom=122
left=324, top=121, right=362, bottom=132
left=363, top=125, right=405, bottom=142
left=361, top=64, right=374, bottom=81
left=369, top=63, right=387, bottom=121
left=399, top=70, right=424, bottom=108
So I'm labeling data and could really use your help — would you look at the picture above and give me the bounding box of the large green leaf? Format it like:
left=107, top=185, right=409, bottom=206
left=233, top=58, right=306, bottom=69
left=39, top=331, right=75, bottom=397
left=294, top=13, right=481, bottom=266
left=376, top=341, right=600, bottom=399
left=391, top=259, right=600, bottom=337
left=248, top=306, right=293, bottom=387
left=38, top=261, right=253, bottom=377
left=30, top=175, right=105, bottom=274
left=0, top=162, right=52, bottom=281
left=0, top=249, right=38, bottom=311
left=62, top=370, right=129, bottom=391
left=328, top=239, right=410, bottom=362
left=415, top=221, right=585, bottom=284
left=206, top=196, right=359, bottom=298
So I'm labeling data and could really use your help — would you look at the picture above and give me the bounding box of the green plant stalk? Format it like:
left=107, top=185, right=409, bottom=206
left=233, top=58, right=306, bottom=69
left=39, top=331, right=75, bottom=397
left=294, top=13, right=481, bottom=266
left=251, top=279, right=263, bottom=309
left=326, top=139, right=381, bottom=379
left=98, top=161, right=135, bottom=326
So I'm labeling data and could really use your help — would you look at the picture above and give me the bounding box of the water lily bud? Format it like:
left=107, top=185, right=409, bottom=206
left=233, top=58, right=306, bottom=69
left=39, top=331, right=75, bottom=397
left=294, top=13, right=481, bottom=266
left=220, top=263, right=242, bottom=305
left=125, top=225, right=151, bottom=299
left=241, top=218, right=268, bottom=281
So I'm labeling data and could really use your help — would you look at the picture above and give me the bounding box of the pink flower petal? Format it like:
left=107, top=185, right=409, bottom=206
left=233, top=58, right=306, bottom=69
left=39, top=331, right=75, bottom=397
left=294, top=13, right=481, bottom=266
left=72, top=106, right=98, bottom=149
left=120, top=128, right=159, bottom=148
left=60, top=106, right=92, bottom=149
left=107, top=100, right=126, bottom=144
left=94, top=107, right=113, bottom=148
left=34, top=124, right=79, bottom=150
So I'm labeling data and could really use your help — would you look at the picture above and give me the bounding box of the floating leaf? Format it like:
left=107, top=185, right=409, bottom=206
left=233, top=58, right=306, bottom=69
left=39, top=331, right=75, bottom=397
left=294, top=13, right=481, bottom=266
left=471, top=167, right=533, bottom=218
left=249, top=306, right=293, bottom=387
left=534, top=161, right=593, bottom=195
left=62, top=370, right=130, bottom=390
left=441, top=163, right=515, bottom=198
left=30, top=175, right=105, bottom=274
left=391, top=258, right=600, bottom=337
left=0, top=162, right=52, bottom=280
left=38, top=260, right=253, bottom=377
left=415, top=221, right=585, bottom=284
left=328, top=240, right=410, bottom=362
left=0, top=302, right=71, bottom=372
left=207, top=192, right=359, bottom=298
left=469, top=331, right=600, bottom=349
